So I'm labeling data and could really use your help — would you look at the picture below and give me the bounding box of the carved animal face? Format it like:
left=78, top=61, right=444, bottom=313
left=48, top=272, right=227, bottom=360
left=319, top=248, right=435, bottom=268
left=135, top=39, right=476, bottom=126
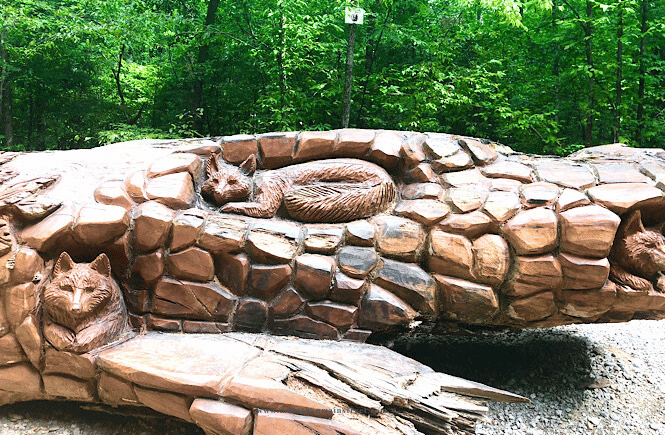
left=620, top=211, right=665, bottom=276
left=43, top=253, right=115, bottom=326
left=201, top=155, right=255, bottom=206
left=0, top=219, right=12, bottom=256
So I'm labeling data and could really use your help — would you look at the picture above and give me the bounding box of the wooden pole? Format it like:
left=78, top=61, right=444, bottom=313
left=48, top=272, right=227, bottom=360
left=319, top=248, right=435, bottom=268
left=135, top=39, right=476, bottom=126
left=342, top=23, right=356, bottom=128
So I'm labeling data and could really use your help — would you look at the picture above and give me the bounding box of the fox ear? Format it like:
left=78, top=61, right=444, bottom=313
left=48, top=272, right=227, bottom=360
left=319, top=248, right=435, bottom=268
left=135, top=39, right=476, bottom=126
left=657, top=221, right=665, bottom=235
left=622, top=210, right=645, bottom=236
left=90, top=253, right=112, bottom=278
left=206, top=156, right=222, bottom=177
left=239, top=154, right=257, bottom=176
left=54, top=252, right=75, bottom=276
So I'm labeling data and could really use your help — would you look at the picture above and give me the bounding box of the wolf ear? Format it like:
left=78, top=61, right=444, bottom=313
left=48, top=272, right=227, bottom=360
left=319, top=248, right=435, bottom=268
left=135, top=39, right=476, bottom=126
left=90, top=253, right=112, bottom=278
left=239, top=154, right=257, bottom=176
left=622, top=210, right=646, bottom=236
left=206, top=156, right=222, bottom=177
left=53, top=252, right=75, bottom=276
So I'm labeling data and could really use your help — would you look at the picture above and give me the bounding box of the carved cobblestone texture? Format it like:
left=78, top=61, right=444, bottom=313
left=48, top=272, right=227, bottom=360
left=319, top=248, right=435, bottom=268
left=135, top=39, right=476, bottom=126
left=3, top=133, right=665, bottom=340
left=2, top=131, right=665, bottom=434
left=0, top=134, right=663, bottom=341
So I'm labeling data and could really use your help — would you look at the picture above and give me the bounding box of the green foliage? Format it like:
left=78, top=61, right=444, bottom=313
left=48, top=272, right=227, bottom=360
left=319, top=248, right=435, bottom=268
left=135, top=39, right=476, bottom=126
left=95, top=124, right=173, bottom=145
left=0, top=0, right=663, bottom=154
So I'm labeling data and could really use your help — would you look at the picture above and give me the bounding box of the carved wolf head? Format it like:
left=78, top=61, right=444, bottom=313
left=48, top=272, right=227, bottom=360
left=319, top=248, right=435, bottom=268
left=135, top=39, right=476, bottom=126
left=201, top=154, right=256, bottom=206
left=617, top=210, right=665, bottom=277
left=43, top=253, right=116, bottom=329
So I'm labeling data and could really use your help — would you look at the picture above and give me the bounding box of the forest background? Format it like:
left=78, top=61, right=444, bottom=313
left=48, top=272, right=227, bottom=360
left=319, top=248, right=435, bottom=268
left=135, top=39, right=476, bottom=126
left=0, top=0, right=663, bottom=156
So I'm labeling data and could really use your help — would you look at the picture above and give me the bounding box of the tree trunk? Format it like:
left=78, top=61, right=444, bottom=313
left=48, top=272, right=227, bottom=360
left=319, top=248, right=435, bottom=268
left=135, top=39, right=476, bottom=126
left=2, top=83, right=13, bottom=149
left=341, top=24, right=356, bottom=129
left=614, top=0, right=623, bottom=143
left=276, top=9, right=287, bottom=128
left=552, top=0, right=561, bottom=124
left=192, top=0, right=221, bottom=134
left=0, top=30, right=13, bottom=149
left=29, top=94, right=34, bottom=148
left=583, top=0, right=595, bottom=146
left=0, top=30, right=4, bottom=123
left=358, top=6, right=392, bottom=124
left=111, top=44, right=145, bottom=126
left=112, top=45, right=129, bottom=119
left=636, top=0, right=649, bottom=146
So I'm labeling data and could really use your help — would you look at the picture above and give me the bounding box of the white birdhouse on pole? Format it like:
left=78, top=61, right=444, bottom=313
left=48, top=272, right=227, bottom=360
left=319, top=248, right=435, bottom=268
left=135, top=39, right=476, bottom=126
left=345, top=7, right=365, bottom=24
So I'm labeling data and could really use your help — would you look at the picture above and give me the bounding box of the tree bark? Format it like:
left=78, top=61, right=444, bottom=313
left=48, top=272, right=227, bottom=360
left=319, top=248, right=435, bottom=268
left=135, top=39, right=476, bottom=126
left=112, top=45, right=129, bottom=118
left=552, top=0, right=561, bottom=124
left=192, top=0, right=221, bottom=134
left=358, top=6, right=392, bottom=124
left=111, top=44, right=145, bottom=126
left=1, top=83, right=13, bottom=149
left=636, top=0, right=649, bottom=146
left=275, top=7, right=287, bottom=128
left=0, top=29, right=13, bottom=149
left=0, top=30, right=4, bottom=122
left=614, top=0, right=623, bottom=143
left=341, top=23, right=356, bottom=129
left=583, top=0, right=595, bottom=146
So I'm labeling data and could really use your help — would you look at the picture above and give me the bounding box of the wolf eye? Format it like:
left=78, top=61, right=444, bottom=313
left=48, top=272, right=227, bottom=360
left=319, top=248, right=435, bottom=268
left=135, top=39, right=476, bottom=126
left=84, top=286, right=96, bottom=293
left=60, top=284, right=73, bottom=292
left=228, top=179, right=237, bottom=185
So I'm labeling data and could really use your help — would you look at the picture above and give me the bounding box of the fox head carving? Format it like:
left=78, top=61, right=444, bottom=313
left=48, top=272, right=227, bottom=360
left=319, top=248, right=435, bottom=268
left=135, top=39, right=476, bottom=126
left=615, top=210, right=665, bottom=278
left=43, top=252, right=115, bottom=327
left=42, top=252, right=128, bottom=353
left=201, top=154, right=256, bottom=206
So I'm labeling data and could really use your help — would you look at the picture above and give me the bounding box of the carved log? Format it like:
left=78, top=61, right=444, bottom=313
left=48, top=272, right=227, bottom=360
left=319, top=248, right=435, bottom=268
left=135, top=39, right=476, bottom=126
left=1, top=131, right=665, bottom=433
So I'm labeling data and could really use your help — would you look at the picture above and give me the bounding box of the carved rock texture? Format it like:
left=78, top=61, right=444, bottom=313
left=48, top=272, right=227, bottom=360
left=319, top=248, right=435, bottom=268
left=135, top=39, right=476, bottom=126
left=502, top=208, right=558, bottom=255
left=133, top=201, right=175, bottom=252
left=559, top=205, right=621, bottom=258
left=3, top=131, right=665, bottom=434
left=2, top=131, right=665, bottom=361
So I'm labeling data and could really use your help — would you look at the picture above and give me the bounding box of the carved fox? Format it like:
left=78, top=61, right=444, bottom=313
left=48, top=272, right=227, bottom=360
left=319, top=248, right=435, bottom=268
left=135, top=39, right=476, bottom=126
left=42, top=252, right=129, bottom=353
left=609, top=210, right=665, bottom=293
left=201, top=154, right=397, bottom=223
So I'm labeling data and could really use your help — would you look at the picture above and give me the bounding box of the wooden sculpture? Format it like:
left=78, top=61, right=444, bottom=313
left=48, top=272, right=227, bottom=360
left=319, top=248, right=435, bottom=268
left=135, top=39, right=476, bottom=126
left=1, top=130, right=665, bottom=434
left=609, top=210, right=665, bottom=293
left=202, top=154, right=396, bottom=222
left=42, top=252, right=130, bottom=353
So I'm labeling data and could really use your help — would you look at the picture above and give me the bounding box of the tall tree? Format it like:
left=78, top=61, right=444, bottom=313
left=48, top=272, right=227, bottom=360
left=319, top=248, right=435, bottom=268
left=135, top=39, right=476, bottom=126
left=192, top=0, right=222, bottom=134
left=635, top=0, right=649, bottom=145
left=0, top=28, right=12, bottom=148
left=614, top=0, right=623, bottom=142
left=341, top=21, right=356, bottom=128
left=583, top=0, right=595, bottom=146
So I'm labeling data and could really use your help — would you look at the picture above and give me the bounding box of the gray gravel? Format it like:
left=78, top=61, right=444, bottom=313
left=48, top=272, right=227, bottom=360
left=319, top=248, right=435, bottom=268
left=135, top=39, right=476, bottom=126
left=1, top=319, right=664, bottom=434
left=395, top=319, right=665, bottom=435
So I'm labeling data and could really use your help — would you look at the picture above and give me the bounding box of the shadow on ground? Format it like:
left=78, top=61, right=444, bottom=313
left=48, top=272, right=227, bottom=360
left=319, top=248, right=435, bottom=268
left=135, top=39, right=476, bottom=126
left=394, top=328, right=596, bottom=398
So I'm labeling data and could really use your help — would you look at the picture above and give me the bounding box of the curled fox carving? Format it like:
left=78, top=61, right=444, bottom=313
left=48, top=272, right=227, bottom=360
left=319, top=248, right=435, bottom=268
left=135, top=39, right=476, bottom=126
left=609, top=210, right=665, bottom=293
left=42, top=252, right=129, bottom=353
left=201, top=154, right=397, bottom=223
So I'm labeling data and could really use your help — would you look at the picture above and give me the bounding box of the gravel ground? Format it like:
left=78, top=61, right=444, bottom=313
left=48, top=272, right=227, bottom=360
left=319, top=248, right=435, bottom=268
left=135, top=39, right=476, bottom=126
left=1, top=319, right=664, bottom=434
left=395, top=319, right=665, bottom=435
